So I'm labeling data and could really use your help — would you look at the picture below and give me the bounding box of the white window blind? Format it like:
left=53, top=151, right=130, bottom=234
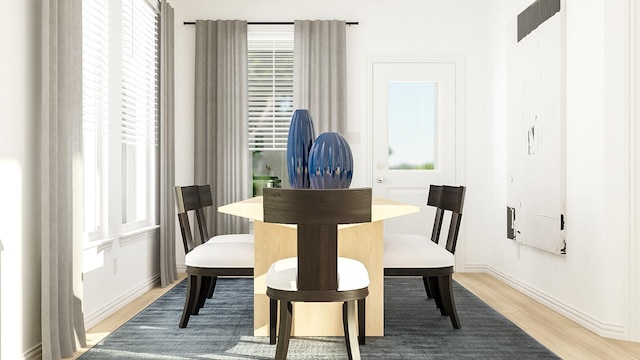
left=121, top=0, right=159, bottom=225
left=248, top=32, right=294, bottom=150
left=81, top=0, right=160, bottom=242
left=121, top=0, right=159, bottom=146
left=82, top=0, right=110, bottom=236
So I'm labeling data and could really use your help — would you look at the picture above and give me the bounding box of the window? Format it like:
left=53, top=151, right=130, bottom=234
left=82, top=0, right=110, bottom=240
left=121, top=0, right=160, bottom=229
left=387, top=81, right=436, bottom=170
left=248, top=31, right=294, bottom=151
left=248, top=29, right=293, bottom=194
left=82, top=0, right=159, bottom=242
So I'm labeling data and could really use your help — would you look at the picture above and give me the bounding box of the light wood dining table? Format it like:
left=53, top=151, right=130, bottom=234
left=218, top=195, right=419, bottom=337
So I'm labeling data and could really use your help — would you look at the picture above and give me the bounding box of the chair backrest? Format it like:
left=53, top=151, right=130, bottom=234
left=428, top=185, right=466, bottom=254
left=427, top=185, right=444, bottom=245
left=263, top=188, right=372, bottom=292
left=175, top=185, right=213, bottom=253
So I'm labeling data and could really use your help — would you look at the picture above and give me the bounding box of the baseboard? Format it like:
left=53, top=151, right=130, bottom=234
left=459, top=263, right=487, bottom=273
left=83, top=274, right=160, bottom=329
left=462, top=263, right=625, bottom=340
left=23, top=344, right=41, bottom=360
left=177, top=264, right=186, bottom=273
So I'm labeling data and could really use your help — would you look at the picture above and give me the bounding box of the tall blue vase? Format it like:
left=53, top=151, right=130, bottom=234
left=308, top=132, right=353, bottom=189
left=286, top=109, right=316, bottom=189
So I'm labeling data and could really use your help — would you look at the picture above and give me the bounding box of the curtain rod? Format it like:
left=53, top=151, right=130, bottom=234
left=183, top=21, right=358, bottom=26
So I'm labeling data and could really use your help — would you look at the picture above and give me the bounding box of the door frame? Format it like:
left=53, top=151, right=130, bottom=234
left=366, top=54, right=466, bottom=262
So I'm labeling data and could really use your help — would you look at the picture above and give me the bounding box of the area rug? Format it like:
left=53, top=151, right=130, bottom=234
left=79, top=277, right=559, bottom=359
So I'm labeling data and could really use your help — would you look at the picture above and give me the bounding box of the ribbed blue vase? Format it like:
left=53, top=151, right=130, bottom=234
left=308, top=132, right=353, bottom=189
left=286, top=109, right=316, bottom=189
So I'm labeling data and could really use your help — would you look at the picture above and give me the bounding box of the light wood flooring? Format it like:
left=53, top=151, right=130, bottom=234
left=69, top=272, right=640, bottom=360
left=455, top=273, right=640, bottom=360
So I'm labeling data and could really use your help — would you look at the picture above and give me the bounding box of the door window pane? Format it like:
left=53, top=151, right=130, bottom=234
left=388, top=81, right=436, bottom=170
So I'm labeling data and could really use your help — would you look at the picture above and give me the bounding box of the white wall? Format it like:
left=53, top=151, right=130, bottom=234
left=485, top=0, right=636, bottom=341
left=82, top=231, right=160, bottom=329
left=0, top=0, right=42, bottom=358
left=632, top=0, right=640, bottom=341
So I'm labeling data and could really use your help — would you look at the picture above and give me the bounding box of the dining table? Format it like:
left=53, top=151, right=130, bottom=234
left=218, top=195, right=419, bottom=337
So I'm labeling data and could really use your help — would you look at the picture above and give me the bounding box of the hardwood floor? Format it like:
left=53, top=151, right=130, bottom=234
left=455, top=273, right=640, bottom=360
left=69, top=273, right=187, bottom=360
left=69, top=272, right=640, bottom=359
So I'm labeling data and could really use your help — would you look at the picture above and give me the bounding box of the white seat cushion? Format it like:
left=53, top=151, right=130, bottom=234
left=206, top=233, right=254, bottom=244
left=384, top=233, right=454, bottom=268
left=185, top=241, right=254, bottom=268
left=266, top=257, right=370, bottom=292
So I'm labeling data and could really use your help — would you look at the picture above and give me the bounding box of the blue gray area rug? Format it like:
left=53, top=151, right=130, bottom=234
left=79, top=277, right=559, bottom=359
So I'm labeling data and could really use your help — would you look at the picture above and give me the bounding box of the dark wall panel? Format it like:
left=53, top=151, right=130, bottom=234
left=517, top=0, right=561, bottom=42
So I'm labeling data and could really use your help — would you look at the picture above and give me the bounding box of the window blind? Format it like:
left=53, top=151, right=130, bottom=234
left=82, top=0, right=110, bottom=137
left=248, top=33, right=294, bottom=151
left=121, top=0, right=159, bottom=146
left=82, top=0, right=110, bottom=235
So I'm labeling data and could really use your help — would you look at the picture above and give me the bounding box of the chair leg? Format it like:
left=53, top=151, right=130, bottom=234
left=199, top=276, right=210, bottom=305
left=343, top=301, right=361, bottom=360
left=195, top=276, right=210, bottom=314
left=270, top=298, right=277, bottom=345
left=422, top=276, right=434, bottom=299
left=428, top=276, right=446, bottom=314
left=438, top=275, right=461, bottom=329
left=275, top=301, right=292, bottom=360
left=179, top=274, right=200, bottom=328
left=195, top=276, right=217, bottom=315
left=192, top=275, right=204, bottom=315
left=358, top=298, right=366, bottom=345
left=206, top=276, right=217, bottom=299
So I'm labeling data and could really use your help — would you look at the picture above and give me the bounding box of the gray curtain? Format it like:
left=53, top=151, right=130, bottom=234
left=41, top=0, right=87, bottom=358
left=194, top=20, right=250, bottom=236
left=294, top=20, right=348, bottom=135
left=159, top=0, right=177, bottom=287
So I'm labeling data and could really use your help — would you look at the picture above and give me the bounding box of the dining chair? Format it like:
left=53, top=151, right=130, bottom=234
left=174, top=185, right=254, bottom=328
left=383, top=184, right=466, bottom=329
left=263, top=187, right=372, bottom=360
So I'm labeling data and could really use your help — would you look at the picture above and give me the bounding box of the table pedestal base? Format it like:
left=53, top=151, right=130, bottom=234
left=253, top=220, right=384, bottom=337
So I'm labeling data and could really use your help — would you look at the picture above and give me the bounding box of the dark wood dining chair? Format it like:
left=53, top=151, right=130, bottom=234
left=175, top=185, right=254, bottom=328
left=263, top=188, right=372, bottom=360
left=383, top=184, right=466, bottom=329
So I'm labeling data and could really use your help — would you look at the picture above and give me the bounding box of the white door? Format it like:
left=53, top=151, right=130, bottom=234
left=371, top=61, right=459, bottom=235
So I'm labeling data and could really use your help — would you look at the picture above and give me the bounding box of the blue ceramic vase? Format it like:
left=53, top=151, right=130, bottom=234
left=286, top=109, right=316, bottom=189
left=308, top=132, right=353, bottom=189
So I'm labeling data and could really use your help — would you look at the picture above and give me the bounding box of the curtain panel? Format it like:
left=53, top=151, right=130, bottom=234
left=159, top=0, right=177, bottom=287
left=194, top=20, right=250, bottom=236
left=41, top=0, right=87, bottom=358
left=293, top=20, right=348, bottom=135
